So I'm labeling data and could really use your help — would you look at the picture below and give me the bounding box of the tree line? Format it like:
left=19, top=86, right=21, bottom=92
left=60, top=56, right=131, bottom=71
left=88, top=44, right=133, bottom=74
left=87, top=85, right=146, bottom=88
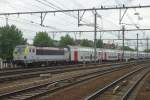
left=33, top=31, right=103, bottom=48
left=0, top=25, right=149, bottom=60
left=0, top=25, right=103, bottom=60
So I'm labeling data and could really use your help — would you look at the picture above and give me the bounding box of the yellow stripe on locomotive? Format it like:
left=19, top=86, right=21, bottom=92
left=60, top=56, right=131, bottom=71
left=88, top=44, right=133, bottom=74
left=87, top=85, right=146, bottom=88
left=24, top=47, right=29, bottom=56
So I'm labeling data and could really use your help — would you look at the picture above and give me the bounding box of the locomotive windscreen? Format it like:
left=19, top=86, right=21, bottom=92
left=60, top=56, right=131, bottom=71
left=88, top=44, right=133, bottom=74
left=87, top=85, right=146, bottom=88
left=14, top=46, right=26, bottom=54
left=36, top=49, right=64, bottom=55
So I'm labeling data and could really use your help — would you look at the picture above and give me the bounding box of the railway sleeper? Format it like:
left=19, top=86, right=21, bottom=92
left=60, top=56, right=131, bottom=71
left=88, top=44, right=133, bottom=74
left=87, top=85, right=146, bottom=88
left=46, top=82, right=59, bottom=89
left=112, top=80, right=129, bottom=94
left=39, top=73, right=52, bottom=78
left=67, top=78, right=77, bottom=83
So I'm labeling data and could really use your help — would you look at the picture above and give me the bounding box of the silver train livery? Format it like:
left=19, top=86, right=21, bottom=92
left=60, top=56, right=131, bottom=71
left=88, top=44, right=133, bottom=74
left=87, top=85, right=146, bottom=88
left=13, top=45, right=150, bottom=65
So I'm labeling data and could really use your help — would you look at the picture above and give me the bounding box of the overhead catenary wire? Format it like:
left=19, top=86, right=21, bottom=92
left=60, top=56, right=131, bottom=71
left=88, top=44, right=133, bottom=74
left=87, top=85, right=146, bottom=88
left=0, top=3, right=149, bottom=31
left=5, top=0, right=70, bottom=29
left=0, top=0, right=70, bottom=31
left=33, top=0, right=93, bottom=27
left=1, top=4, right=150, bottom=15
left=20, top=0, right=47, bottom=11
left=0, top=16, right=62, bottom=31
left=0, top=0, right=149, bottom=47
left=34, top=0, right=80, bottom=19
left=0, top=2, right=148, bottom=32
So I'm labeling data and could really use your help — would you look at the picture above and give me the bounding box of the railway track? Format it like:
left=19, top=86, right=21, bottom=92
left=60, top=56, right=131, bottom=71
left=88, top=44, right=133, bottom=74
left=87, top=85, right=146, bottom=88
left=0, top=60, right=144, bottom=76
left=0, top=62, right=133, bottom=82
left=0, top=62, right=135, bottom=100
left=121, top=70, right=149, bottom=100
left=0, top=63, right=86, bottom=76
left=135, top=70, right=150, bottom=100
left=85, top=64, right=150, bottom=100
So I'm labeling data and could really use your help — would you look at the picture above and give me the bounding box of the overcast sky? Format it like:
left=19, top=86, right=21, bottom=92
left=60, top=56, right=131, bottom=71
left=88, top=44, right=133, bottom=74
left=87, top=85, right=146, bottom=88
left=0, top=0, right=150, bottom=50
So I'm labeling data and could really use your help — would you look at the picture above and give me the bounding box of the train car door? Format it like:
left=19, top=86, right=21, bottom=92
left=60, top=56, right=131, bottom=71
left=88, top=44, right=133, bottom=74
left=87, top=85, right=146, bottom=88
left=98, top=52, right=102, bottom=62
left=74, top=48, right=78, bottom=64
left=65, top=48, right=70, bottom=63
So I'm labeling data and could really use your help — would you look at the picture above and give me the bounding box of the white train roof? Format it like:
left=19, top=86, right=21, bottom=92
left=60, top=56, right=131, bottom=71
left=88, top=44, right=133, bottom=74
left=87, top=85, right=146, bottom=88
left=15, top=45, right=64, bottom=50
left=15, top=45, right=149, bottom=54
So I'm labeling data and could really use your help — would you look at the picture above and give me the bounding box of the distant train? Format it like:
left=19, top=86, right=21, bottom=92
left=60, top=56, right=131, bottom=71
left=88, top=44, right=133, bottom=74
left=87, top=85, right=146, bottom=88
left=13, top=45, right=150, bottom=66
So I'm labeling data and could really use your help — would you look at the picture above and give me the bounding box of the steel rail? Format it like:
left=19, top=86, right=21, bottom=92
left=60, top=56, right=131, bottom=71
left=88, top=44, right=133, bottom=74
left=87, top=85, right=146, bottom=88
left=22, top=65, right=129, bottom=100
left=84, top=65, right=148, bottom=100
left=0, top=63, right=85, bottom=76
left=121, top=69, right=150, bottom=100
left=0, top=63, right=133, bottom=99
left=0, top=62, right=128, bottom=82
left=0, top=62, right=124, bottom=75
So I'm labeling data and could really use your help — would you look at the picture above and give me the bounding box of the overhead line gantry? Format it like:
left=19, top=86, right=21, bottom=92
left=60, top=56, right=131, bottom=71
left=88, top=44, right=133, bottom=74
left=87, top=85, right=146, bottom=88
left=2, top=4, right=150, bottom=62
left=46, top=28, right=150, bottom=33
left=0, top=5, right=150, bottom=15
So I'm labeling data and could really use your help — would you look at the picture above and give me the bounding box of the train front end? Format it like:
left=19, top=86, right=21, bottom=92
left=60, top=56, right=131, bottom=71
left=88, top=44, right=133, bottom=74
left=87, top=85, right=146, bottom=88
left=13, top=45, right=30, bottom=65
